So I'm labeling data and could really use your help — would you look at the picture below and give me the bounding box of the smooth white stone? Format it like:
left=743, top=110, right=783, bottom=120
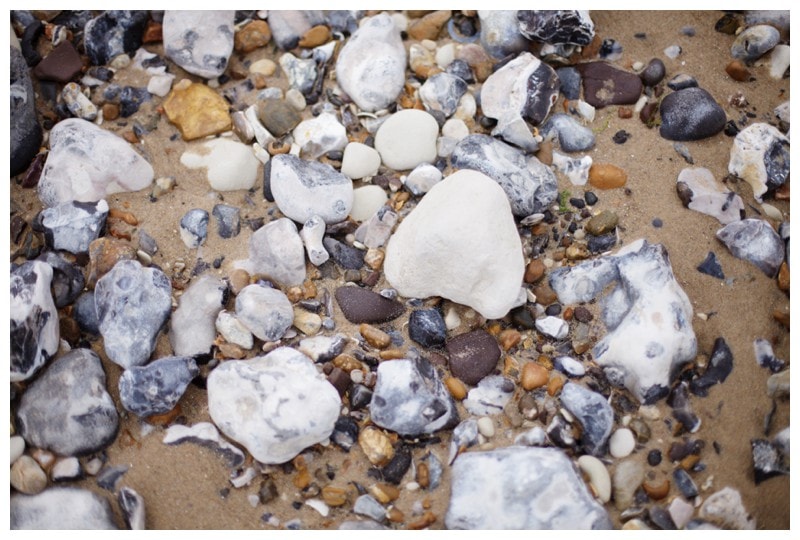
left=577, top=455, right=611, bottom=502
left=181, top=138, right=259, bottom=191
left=609, top=428, right=636, bottom=458
left=341, top=142, right=382, bottom=179
left=215, top=310, right=254, bottom=349
left=292, top=112, right=348, bottom=160
left=300, top=215, right=330, bottom=266
left=350, top=185, right=389, bottom=222
left=374, top=109, right=439, bottom=171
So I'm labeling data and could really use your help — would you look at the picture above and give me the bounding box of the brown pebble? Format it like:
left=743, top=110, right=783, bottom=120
left=537, top=140, right=554, bottom=165
left=498, top=329, right=521, bottom=351
left=321, top=486, right=348, bottom=507
left=585, top=210, right=619, bottom=236
left=407, top=10, right=452, bottom=41
left=725, top=59, right=752, bottom=82
left=573, top=306, right=593, bottom=323
left=142, top=20, right=162, bottom=43
left=777, top=262, right=789, bottom=291
left=407, top=511, right=437, bottom=530
left=163, top=82, right=232, bottom=141
left=679, top=454, right=701, bottom=470
left=562, top=306, right=574, bottom=321
left=360, top=323, right=392, bottom=349
left=773, top=308, right=789, bottom=328
left=639, top=101, right=659, bottom=126
left=327, top=367, right=350, bottom=396
left=524, top=259, right=546, bottom=283
left=386, top=507, right=405, bottom=523
left=547, top=374, right=565, bottom=396
left=642, top=474, right=670, bottom=500
left=503, top=355, right=520, bottom=379
left=234, top=20, right=272, bottom=53
left=298, top=25, right=331, bottom=48
left=146, top=404, right=182, bottom=426
left=87, top=237, right=137, bottom=287
left=217, top=342, right=245, bottom=359
left=332, top=354, right=364, bottom=373
left=775, top=183, right=789, bottom=200
left=445, top=377, right=468, bottom=400
left=521, top=362, right=549, bottom=390
left=359, top=427, right=394, bottom=466
left=589, top=163, right=628, bottom=189
left=108, top=207, right=138, bottom=226
left=229, top=269, right=251, bottom=295
left=364, top=248, right=385, bottom=270
left=379, top=349, right=406, bottom=360
left=618, top=107, right=633, bottom=119
left=565, top=243, right=590, bottom=260
left=122, top=130, right=139, bottom=144
left=293, top=468, right=311, bottom=490
left=532, top=284, right=558, bottom=306
left=59, top=316, right=80, bottom=345
left=369, top=482, right=400, bottom=504
left=417, top=462, right=430, bottom=488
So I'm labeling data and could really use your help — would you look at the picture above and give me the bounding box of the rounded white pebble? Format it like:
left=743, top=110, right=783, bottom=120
left=442, top=118, right=470, bottom=141
left=10, top=435, right=25, bottom=464
left=350, top=185, right=388, bottom=222
left=577, top=455, right=611, bottom=503
left=477, top=416, right=495, bottom=438
left=609, top=428, right=636, bottom=458
left=341, top=142, right=382, bottom=180
left=250, top=59, right=276, bottom=76
left=444, top=307, right=461, bottom=330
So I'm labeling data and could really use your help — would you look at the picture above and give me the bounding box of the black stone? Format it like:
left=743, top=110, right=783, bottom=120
left=697, top=251, right=725, bottom=280
left=118, top=356, right=198, bottom=417
left=764, top=139, right=790, bottom=194
left=212, top=204, right=241, bottom=239
left=587, top=232, right=617, bottom=253
left=652, top=218, right=663, bottom=228
left=724, top=120, right=740, bottom=136
left=323, top=238, right=364, bottom=270
left=689, top=337, right=733, bottom=397
left=349, top=384, right=373, bottom=411
left=569, top=197, right=585, bottom=209
left=331, top=416, right=359, bottom=451
left=612, top=130, right=631, bottom=144
left=408, top=309, right=447, bottom=348
left=647, top=449, right=662, bottom=466
left=640, top=58, right=666, bottom=87
left=335, top=286, right=404, bottom=324
left=37, top=251, right=85, bottom=308
left=584, top=191, right=598, bottom=205
left=11, top=46, right=42, bottom=176
left=74, top=291, right=101, bottom=335
left=119, top=86, right=151, bottom=117
left=21, top=21, right=43, bottom=66
left=445, top=59, right=474, bottom=84
left=381, top=445, right=412, bottom=484
left=648, top=506, right=677, bottom=530
left=659, top=88, right=727, bottom=141
left=672, top=468, right=699, bottom=498
left=84, top=10, right=149, bottom=65
left=667, top=74, right=698, bottom=91
left=667, top=382, right=701, bottom=433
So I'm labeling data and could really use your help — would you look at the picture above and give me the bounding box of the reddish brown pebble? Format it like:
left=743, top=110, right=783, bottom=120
left=417, top=462, right=430, bottom=488
left=726, top=59, right=752, bottom=82
left=775, top=183, right=789, bottom=200
left=445, top=377, right=468, bottom=400
left=386, top=507, right=405, bottom=523
left=773, top=309, right=789, bottom=327
left=563, top=306, right=574, bottom=321
left=642, top=474, right=670, bottom=500
left=234, top=20, right=272, bottom=53
left=142, top=21, right=162, bottom=43
left=547, top=374, right=565, bottom=396
left=108, top=208, right=139, bottom=226
left=589, top=163, right=628, bottom=189
left=521, top=362, right=549, bottom=390
left=407, top=10, right=452, bottom=41
left=407, top=511, right=437, bottom=530
left=778, top=262, right=789, bottom=291
left=379, top=349, right=405, bottom=360
left=298, top=25, right=331, bottom=48
left=618, top=107, right=633, bottom=119
left=102, top=103, right=120, bottom=121
left=498, top=329, right=521, bottom=351
left=524, top=258, right=546, bottom=283
left=321, top=486, right=348, bottom=507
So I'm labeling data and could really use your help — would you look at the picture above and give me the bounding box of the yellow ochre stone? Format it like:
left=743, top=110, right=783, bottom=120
left=163, top=82, right=232, bottom=141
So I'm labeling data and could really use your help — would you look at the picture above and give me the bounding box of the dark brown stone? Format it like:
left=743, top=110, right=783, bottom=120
left=32, top=41, right=83, bottom=83
left=725, top=60, right=752, bottom=82
left=524, top=259, right=546, bottom=283
left=257, top=98, right=301, bottom=136
left=640, top=58, right=666, bottom=87
left=446, top=329, right=501, bottom=385
left=578, top=62, right=643, bottom=109
left=334, top=286, right=404, bottom=324
left=573, top=306, right=593, bottom=323
left=327, top=367, right=350, bottom=396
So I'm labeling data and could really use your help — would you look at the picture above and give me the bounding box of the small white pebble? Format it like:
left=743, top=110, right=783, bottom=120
left=350, top=370, right=364, bottom=384
left=421, top=39, right=437, bottom=51
left=577, top=455, right=611, bottom=503
left=543, top=258, right=554, bottom=268
left=405, top=482, right=420, bottom=491
left=84, top=457, right=103, bottom=476
left=573, top=229, right=586, bottom=240
left=634, top=95, right=649, bottom=114
left=638, top=405, right=661, bottom=421
left=632, top=61, right=644, bottom=71
left=248, top=494, right=260, bottom=508
left=305, top=498, right=330, bottom=517
left=444, top=307, right=461, bottom=330
left=697, top=312, right=708, bottom=321
left=10, top=435, right=25, bottom=464
left=609, top=428, right=636, bottom=458
left=477, top=416, right=495, bottom=438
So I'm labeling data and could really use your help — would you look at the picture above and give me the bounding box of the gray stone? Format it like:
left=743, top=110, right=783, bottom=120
left=420, top=72, right=468, bottom=117
left=292, top=113, right=347, bottom=160
left=235, top=284, right=294, bottom=342
left=212, top=204, right=240, bottom=239
left=542, top=113, right=596, bottom=152
left=731, top=25, right=780, bottom=62
left=446, top=447, right=611, bottom=529
left=238, top=217, right=306, bottom=287
left=559, top=382, right=614, bottom=456
left=119, top=356, right=198, bottom=417
left=478, top=11, right=528, bottom=59
left=334, top=286, right=404, bottom=324
left=10, top=45, right=42, bottom=176
left=323, top=237, right=364, bottom=270
left=354, top=494, right=386, bottom=522
left=37, top=251, right=85, bottom=308
left=74, top=291, right=100, bottom=335
left=300, top=215, right=329, bottom=266
left=557, top=66, right=582, bottom=100
left=41, top=199, right=109, bottom=254
left=716, top=218, right=785, bottom=277
left=163, top=11, right=234, bottom=79
left=517, top=10, right=595, bottom=45
left=270, top=154, right=353, bottom=225
left=169, top=275, right=227, bottom=357
left=179, top=208, right=209, bottom=248
left=16, top=348, right=118, bottom=456
left=11, top=487, right=118, bottom=529
left=84, top=10, right=148, bottom=65
left=659, top=88, right=727, bottom=141
left=353, top=205, right=398, bottom=249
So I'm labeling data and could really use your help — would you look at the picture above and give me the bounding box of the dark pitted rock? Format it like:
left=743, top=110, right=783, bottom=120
left=446, top=447, right=612, bottom=529
left=578, top=62, right=643, bottom=108
left=84, top=10, right=149, bottom=65
left=556, top=66, right=582, bottom=100
left=446, top=329, right=501, bottom=385
left=169, top=275, right=226, bottom=356
left=716, top=218, right=785, bottom=277
left=689, top=337, right=733, bottom=397
left=11, top=487, right=118, bottom=529
left=640, top=58, right=666, bottom=86
left=370, top=357, right=459, bottom=436
left=728, top=123, right=789, bottom=202
left=420, top=72, right=468, bottom=117
left=659, top=88, right=726, bottom=141
left=37, top=251, right=85, bottom=308
left=16, top=348, right=118, bottom=456
left=179, top=208, right=209, bottom=248
left=74, top=291, right=100, bottom=335
left=667, top=73, right=698, bottom=91
left=32, top=40, right=83, bottom=82
left=95, top=260, right=172, bottom=369
left=235, top=283, right=293, bottom=342
left=409, top=308, right=447, bottom=348
left=41, top=199, right=108, bottom=254
left=323, top=237, right=364, bottom=270
left=731, top=25, right=780, bottom=62
left=11, top=46, right=42, bottom=176
left=451, top=134, right=557, bottom=217
left=162, top=422, right=245, bottom=468
left=697, top=251, right=725, bottom=280
left=119, top=356, right=199, bottom=417
left=335, top=286, right=404, bottom=324
left=560, top=382, right=614, bottom=456
left=11, top=261, right=59, bottom=382
left=212, top=204, right=240, bottom=239
left=163, top=10, right=234, bottom=79
left=517, top=10, right=595, bottom=46
left=542, top=113, right=596, bottom=152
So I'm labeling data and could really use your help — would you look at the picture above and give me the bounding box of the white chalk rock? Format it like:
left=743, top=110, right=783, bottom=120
left=163, top=11, right=235, bottom=79
left=350, top=185, right=388, bottom=222
left=169, top=275, right=227, bottom=357
left=374, top=109, right=439, bottom=171
left=38, top=118, right=154, bottom=207
left=237, top=218, right=306, bottom=287
left=215, top=311, right=253, bottom=349
left=207, top=347, right=340, bottom=464
left=699, top=487, right=756, bottom=530
left=404, top=163, right=443, bottom=196
left=535, top=316, right=569, bottom=339
left=728, top=123, right=789, bottom=202
left=180, top=138, right=260, bottom=192
left=677, top=167, right=745, bottom=225
left=11, top=487, right=118, bottom=529
left=384, top=170, right=524, bottom=319
left=292, top=112, right=348, bottom=160
left=341, top=142, right=382, bottom=179
left=300, top=215, right=330, bottom=266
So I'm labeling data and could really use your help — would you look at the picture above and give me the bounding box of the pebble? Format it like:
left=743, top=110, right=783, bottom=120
left=463, top=375, right=514, bottom=416
left=517, top=10, right=595, bottom=46
left=477, top=417, right=495, bottom=438
left=475, top=11, right=526, bottom=58
left=697, top=251, right=725, bottom=280
left=358, top=426, right=394, bottom=466
left=179, top=208, right=209, bottom=248
left=726, top=59, right=752, bottom=81
left=578, top=62, right=643, bottom=108
left=61, top=82, right=97, bottom=120
left=588, top=163, right=627, bottom=189
left=676, top=167, right=745, bottom=224
left=88, top=237, right=138, bottom=286
left=384, top=170, right=525, bottom=320
left=11, top=455, right=48, bottom=495
left=552, top=152, right=593, bottom=186
left=32, top=40, right=83, bottom=82
left=16, top=348, right=118, bottom=456
left=237, top=218, right=306, bottom=287
left=554, top=356, right=586, bottom=377
left=269, top=154, right=353, bottom=224
left=446, top=447, right=611, bottom=529
left=350, top=186, right=388, bottom=222
left=11, top=435, right=25, bottom=465
left=446, top=329, right=501, bottom=386
left=731, top=24, right=780, bottom=62
left=699, top=487, right=756, bottom=530
left=299, top=215, right=328, bottom=266
left=370, top=358, right=459, bottom=436
left=556, top=66, right=582, bottom=100
left=10, top=261, right=59, bottom=382
left=215, top=311, right=253, bottom=350
left=764, top=44, right=790, bottom=79
left=420, top=72, right=468, bottom=117
left=119, top=355, right=199, bottom=417
left=535, top=316, right=569, bottom=339
left=359, top=323, right=391, bottom=349
left=181, top=138, right=259, bottom=192
left=235, top=284, right=294, bottom=342
left=560, top=382, right=614, bottom=456
left=408, top=309, right=447, bottom=348
left=212, top=204, right=240, bottom=239
left=95, top=260, right=172, bottom=369
left=10, top=46, right=42, bottom=176
left=407, top=10, right=451, bottom=41
left=404, top=164, right=443, bottom=196
left=11, top=487, right=118, bottom=529
left=521, top=362, right=549, bottom=390
left=609, top=428, right=636, bottom=458
left=235, top=20, right=271, bottom=53
left=577, top=455, right=611, bottom=502
left=335, top=13, right=406, bottom=112
left=84, top=10, right=148, bottom=65
left=728, top=123, right=789, bottom=202
left=51, top=457, right=82, bottom=482
left=716, top=218, right=785, bottom=277
left=659, top=88, right=727, bottom=141
left=170, top=274, right=227, bottom=356
left=667, top=73, right=698, bottom=91
left=208, top=348, right=340, bottom=464
left=585, top=210, right=619, bottom=235
left=688, top=337, right=734, bottom=398
left=754, top=338, right=785, bottom=372
left=267, top=11, right=320, bottom=50
left=292, top=112, right=348, bottom=160
left=542, top=113, right=596, bottom=152
left=163, top=11, right=234, bottom=79
left=334, top=286, right=404, bottom=324
left=323, top=237, right=364, bottom=270
left=118, top=487, right=145, bottom=530
left=613, top=459, right=644, bottom=510
left=374, top=109, right=439, bottom=171
left=163, top=82, right=232, bottom=141
left=162, top=422, right=245, bottom=468
left=664, top=45, right=682, bottom=59
left=640, top=58, right=666, bottom=86
left=257, top=98, right=300, bottom=136
left=354, top=494, right=386, bottom=523
left=341, top=143, right=382, bottom=180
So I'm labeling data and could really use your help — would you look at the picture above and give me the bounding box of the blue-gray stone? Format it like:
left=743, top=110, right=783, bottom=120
left=554, top=356, right=586, bottom=377
left=716, top=218, right=785, bottom=277
left=689, top=337, right=733, bottom=397
left=354, top=494, right=386, bottom=522
left=587, top=232, right=618, bottom=254
left=118, top=487, right=145, bottom=530
left=212, top=204, right=240, bottom=239
left=11, top=45, right=42, bottom=176
left=542, top=113, right=596, bottom=152
left=660, top=88, right=726, bottom=141
left=180, top=208, right=209, bottom=248
left=37, top=251, right=85, bottom=308
left=697, top=251, right=725, bottom=280
left=84, top=10, right=149, bottom=65
left=74, top=291, right=100, bottom=335
left=326, top=10, right=361, bottom=35
left=323, top=237, right=364, bottom=270
left=119, top=356, right=199, bottom=417
left=667, top=73, right=698, bottom=91
left=95, top=260, right=172, bottom=369
left=420, top=72, right=468, bottom=117
left=517, top=10, right=595, bottom=46
left=16, top=348, right=119, bottom=456
left=559, top=382, right=613, bottom=456
left=731, top=25, right=780, bottom=62
left=41, top=200, right=108, bottom=254
left=96, top=465, right=129, bottom=491
left=445, top=59, right=474, bottom=84
left=556, top=66, right=582, bottom=100
left=408, top=308, right=447, bottom=348
left=11, top=487, right=118, bottom=529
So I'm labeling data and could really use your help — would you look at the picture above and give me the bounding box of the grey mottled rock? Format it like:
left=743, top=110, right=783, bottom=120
left=542, top=113, right=596, bottom=152
left=119, top=356, right=198, bottom=417
left=238, top=217, right=306, bottom=287
left=11, top=45, right=42, bottom=176
left=84, top=10, right=148, bottom=65
left=517, top=10, right=595, bottom=45
left=716, top=218, right=785, bottom=277
left=270, top=154, right=353, bottom=225
left=169, top=275, right=227, bottom=357
left=728, top=123, right=789, bottom=202
left=11, top=487, right=118, bottom=529
left=731, top=25, right=780, bottom=62
left=279, top=53, right=317, bottom=96
left=235, top=284, right=294, bottom=342
left=559, top=382, right=614, bottom=456
left=41, top=200, right=109, bottom=254
left=676, top=167, right=745, bottom=224
left=463, top=375, right=515, bottom=416
left=212, top=204, right=240, bottom=239
left=179, top=208, right=209, bottom=248
left=420, top=72, right=468, bottom=117
left=163, top=11, right=234, bottom=79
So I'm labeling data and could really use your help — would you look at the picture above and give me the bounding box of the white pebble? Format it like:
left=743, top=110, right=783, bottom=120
left=442, top=118, right=469, bottom=140
left=84, top=457, right=103, bottom=476
left=305, top=498, right=330, bottom=517
left=669, top=497, right=695, bottom=529
left=632, top=61, right=644, bottom=71
left=477, top=417, right=495, bottom=438
left=405, top=482, right=420, bottom=491
left=341, top=142, right=382, bottom=180
left=638, top=405, right=661, bottom=421
left=435, top=43, right=456, bottom=68
left=609, top=428, right=636, bottom=458
left=761, top=203, right=783, bottom=221
left=350, top=370, right=364, bottom=384
left=664, top=45, right=682, bottom=59
left=248, top=494, right=260, bottom=507
left=10, top=435, right=25, bottom=464
left=577, top=455, right=611, bottom=503
left=444, top=306, right=461, bottom=330
left=634, top=95, right=649, bottom=114
left=350, top=185, right=388, bottom=222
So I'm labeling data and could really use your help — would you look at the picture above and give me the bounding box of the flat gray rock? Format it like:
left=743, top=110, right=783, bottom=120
left=163, top=10, right=234, bottom=79
left=119, top=356, right=198, bottom=417
left=11, top=487, right=118, bottom=529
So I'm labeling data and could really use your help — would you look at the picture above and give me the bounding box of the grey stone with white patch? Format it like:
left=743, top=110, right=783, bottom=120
left=716, top=218, right=785, bottom=277
left=163, top=11, right=235, bottom=79
left=41, top=199, right=109, bottom=254
left=541, top=113, right=596, bottom=152
left=270, top=154, right=353, bottom=225
left=119, top=356, right=198, bottom=417
left=463, top=376, right=515, bottom=416
left=560, top=382, right=614, bottom=456
left=420, top=72, right=468, bottom=117
left=292, top=113, right=348, bottom=160
left=169, top=275, right=227, bottom=357
left=179, top=208, right=209, bottom=249
left=11, top=487, right=118, bottom=529
left=235, top=284, right=294, bottom=342
left=298, top=334, right=348, bottom=363
left=279, top=53, right=318, bottom=96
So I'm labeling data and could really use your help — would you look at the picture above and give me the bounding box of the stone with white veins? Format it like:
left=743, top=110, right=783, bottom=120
left=300, top=215, right=330, bottom=266
left=83, top=10, right=148, bottom=66
left=420, top=72, right=468, bottom=117
left=676, top=167, right=745, bottom=225
left=451, top=134, right=558, bottom=218
left=384, top=170, right=525, bottom=319
left=517, top=10, right=595, bottom=46
left=163, top=422, right=245, bottom=468
left=535, top=316, right=569, bottom=339
left=292, top=113, right=347, bottom=160
left=169, top=275, right=226, bottom=357
left=269, top=154, right=354, bottom=225
left=374, top=109, right=439, bottom=171
left=560, top=382, right=614, bottom=456
left=163, top=11, right=234, bottom=79
left=716, top=218, right=785, bottom=278
left=552, top=152, right=592, bottom=186
left=335, top=13, right=406, bottom=112
left=728, top=123, right=789, bottom=202
left=119, top=356, right=198, bottom=417
left=10, top=261, right=59, bottom=382
left=404, top=163, right=443, bottom=196
left=16, top=348, right=118, bottom=457
left=341, top=142, right=381, bottom=180
left=207, top=347, right=341, bottom=464
left=480, top=52, right=560, bottom=150
left=541, top=113, right=596, bottom=152
left=41, top=199, right=108, bottom=254
left=38, top=118, right=154, bottom=207
left=180, top=138, right=260, bottom=192
left=235, top=284, right=294, bottom=342
left=370, top=357, right=459, bottom=436
left=478, top=11, right=529, bottom=59
left=179, top=208, right=209, bottom=249
left=463, top=376, right=515, bottom=416
left=446, top=447, right=611, bottom=529
left=11, top=487, right=118, bottom=529
left=237, top=218, right=306, bottom=287
left=95, top=260, right=172, bottom=369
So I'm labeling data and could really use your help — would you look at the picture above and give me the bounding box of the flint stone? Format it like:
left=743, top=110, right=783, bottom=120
left=374, top=109, right=439, bottom=171
left=578, top=62, right=643, bottom=109
left=33, top=40, right=83, bottom=83
left=16, top=348, right=118, bottom=456
left=119, top=356, right=199, bottom=417
left=179, top=208, right=209, bottom=248
left=542, top=113, right=596, bottom=152
left=334, top=286, right=404, bottom=324
left=180, top=138, right=259, bottom=191
left=517, top=10, right=595, bottom=46
left=697, top=251, right=725, bottom=280
left=270, top=154, right=353, bottom=224
left=446, top=447, right=611, bottom=529
left=41, top=199, right=109, bottom=254
left=659, top=88, right=726, bottom=141
left=38, top=119, right=154, bottom=207
left=335, top=13, right=406, bottom=112
left=452, top=134, right=557, bottom=217
left=370, top=357, right=459, bottom=436
left=478, top=11, right=528, bottom=59
left=557, top=66, right=582, bottom=100
left=163, top=422, right=245, bottom=468
left=11, top=46, right=42, bottom=176
left=552, top=151, right=592, bottom=186
left=384, top=170, right=525, bottom=320
left=11, top=261, right=59, bottom=382
left=716, top=218, right=785, bottom=277
left=163, top=11, right=234, bottom=79
left=207, top=347, right=341, bottom=464
left=11, top=487, right=118, bottom=529
left=300, top=215, right=329, bottom=266
left=676, top=167, right=745, bottom=224
left=212, top=204, right=240, bottom=239
left=354, top=205, right=397, bottom=248
left=699, top=487, right=756, bottom=530
left=235, top=284, right=293, bottom=342
left=237, top=218, right=306, bottom=287
left=37, top=251, right=85, bottom=308
left=728, top=123, right=789, bottom=202
left=560, top=382, right=614, bottom=456
left=409, top=308, right=447, bottom=348
left=420, top=72, right=468, bottom=117
left=480, top=52, right=560, bottom=150
left=279, top=53, right=317, bottom=96
left=169, top=275, right=227, bottom=356
left=550, top=240, right=696, bottom=403
left=323, top=237, right=364, bottom=270
left=74, top=292, right=100, bottom=335
left=293, top=113, right=348, bottom=160
left=731, top=25, right=780, bottom=62
left=84, top=10, right=148, bottom=65
left=446, top=329, right=500, bottom=385
left=640, top=58, right=666, bottom=86
left=463, top=375, right=515, bottom=415
left=95, top=260, right=172, bottom=369
left=268, top=11, right=324, bottom=50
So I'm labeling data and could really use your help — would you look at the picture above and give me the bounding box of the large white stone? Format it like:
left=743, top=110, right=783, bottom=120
left=374, top=109, right=439, bottom=171
left=335, top=13, right=406, bottom=112
left=38, top=118, right=154, bottom=207
left=163, top=11, right=235, bottom=79
left=207, top=347, right=340, bottom=464
left=180, top=138, right=260, bottom=192
left=10, top=262, right=59, bottom=382
left=384, top=170, right=525, bottom=319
